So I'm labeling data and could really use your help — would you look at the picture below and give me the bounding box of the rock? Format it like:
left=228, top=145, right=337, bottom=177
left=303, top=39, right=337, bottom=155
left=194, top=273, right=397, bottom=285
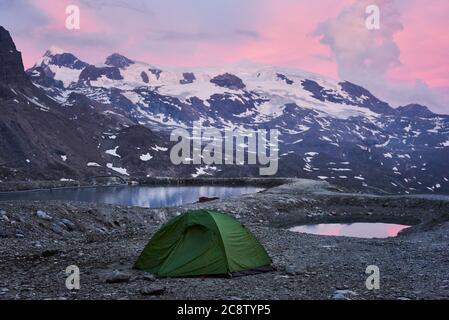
left=285, top=265, right=301, bottom=275
left=105, top=53, right=134, bottom=69
left=51, top=223, right=65, bottom=235
left=332, top=290, right=358, bottom=300
left=60, top=219, right=76, bottom=231
left=143, top=274, right=156, bottom=282
left=155, top=212, right=167, bottom=222
left=41, top=249, right=60, bottom=257
left=95, top=227, right=107, bottom=234
left=140, top=286, right=166, bottom=296
left=0, top=288, right=9, bottom=295
left=180, top=72, right=196, bottom=84
left=0, top=26, right=27, bottom=83
left=198, top=196, right=219, bottom=203
left=210, top=73, right=246, bottom=90
left=36, top=210, right=52, bottom=221
left=0, top=230, right=10, bottom=238
left=79, top=65, right=123, bottom=82
left=227, top=296, right=243, bottom=300
left=105, top=270, right=131, bottom=284
left=33, top=241, right=42, bottom=248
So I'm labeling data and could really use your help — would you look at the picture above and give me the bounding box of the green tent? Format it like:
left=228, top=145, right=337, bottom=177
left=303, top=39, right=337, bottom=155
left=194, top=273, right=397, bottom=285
left=135, top=209, right=272, bottom=278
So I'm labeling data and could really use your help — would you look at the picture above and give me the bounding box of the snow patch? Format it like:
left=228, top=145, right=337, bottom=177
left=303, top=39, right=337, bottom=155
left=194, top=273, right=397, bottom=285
left=152, top=145, right=168, bottom=152
left=105, top=146, right=121, bottom=158
left=191, top=166, right=217, bottom=178
left=87, top=162, right=102, bottom=167
left=106, top=163, right=129, bottom=176
left=140, top=153, right=153, bottom=162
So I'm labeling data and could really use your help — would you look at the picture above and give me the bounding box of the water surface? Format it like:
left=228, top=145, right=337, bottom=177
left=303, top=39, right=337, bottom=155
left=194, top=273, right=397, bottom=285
left=0, top=185, right=263, bottom=209
left=289, top=223, right=410, bottom=239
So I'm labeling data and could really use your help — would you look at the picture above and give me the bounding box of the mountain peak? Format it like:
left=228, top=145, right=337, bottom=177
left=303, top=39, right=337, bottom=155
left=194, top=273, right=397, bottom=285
left=45, top=46, right=67, bottom=56
left=105, top=53, right=134, bottom=69
left=36, top=47, right=88, bottom=71
left=0, top=26, right=26, bottom=83
left=397, top=104, right=436, bottom=118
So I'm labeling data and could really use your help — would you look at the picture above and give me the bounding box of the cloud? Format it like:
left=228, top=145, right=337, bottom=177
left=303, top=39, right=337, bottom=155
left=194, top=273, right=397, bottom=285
left=154, top=29, right=261, bottom=42
left=314, top=0, right=449, bottom=112
left=3, top=0, right=447, bottom=113
left=155, top=31, right=212, bottom=42
left=41, top=31, right=121, bottom=48
left=234, top=29, right=261, bottom=39
left=314, top=0, right=403, bottom=87
left=79, top=0, right=152, bottom=14
left=0, top=0, right=50, bottom=35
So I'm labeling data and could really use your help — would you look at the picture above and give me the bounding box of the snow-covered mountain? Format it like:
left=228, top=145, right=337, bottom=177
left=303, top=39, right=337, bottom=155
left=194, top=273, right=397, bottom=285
left=0, top=29, right=175, bottom=182
left=29, top=49, right=393, bottom=125
left=5, top=39, right=448, bottom=194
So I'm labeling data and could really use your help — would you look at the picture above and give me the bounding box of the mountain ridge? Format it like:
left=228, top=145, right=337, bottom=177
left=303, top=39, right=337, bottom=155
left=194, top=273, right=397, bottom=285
left=28, top=48, right=445, bottom=116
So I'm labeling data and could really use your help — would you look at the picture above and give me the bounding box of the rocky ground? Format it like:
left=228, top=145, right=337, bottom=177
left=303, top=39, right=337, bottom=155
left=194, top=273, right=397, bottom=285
left=0, top=179, right=448, bottom=300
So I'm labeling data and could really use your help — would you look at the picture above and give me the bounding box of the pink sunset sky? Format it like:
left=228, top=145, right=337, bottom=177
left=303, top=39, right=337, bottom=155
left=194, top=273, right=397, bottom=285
left=1, top=0, right=448, bottom=112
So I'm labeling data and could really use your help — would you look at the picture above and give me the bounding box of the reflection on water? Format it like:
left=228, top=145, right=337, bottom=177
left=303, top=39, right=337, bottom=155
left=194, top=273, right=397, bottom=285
left=289, top=223, right=410, bottom=239
left=0, top=185, right=263, bottom=209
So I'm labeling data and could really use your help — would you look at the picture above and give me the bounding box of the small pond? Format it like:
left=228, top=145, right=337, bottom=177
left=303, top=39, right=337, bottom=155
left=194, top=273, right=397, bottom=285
left=0, top=185, right=263, bottom=209
left=289, top=223, right=411, bottom=239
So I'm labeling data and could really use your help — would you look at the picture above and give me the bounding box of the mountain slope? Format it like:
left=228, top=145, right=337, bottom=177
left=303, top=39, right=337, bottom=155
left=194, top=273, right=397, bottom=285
left=1, top=26, right=448, bottom=194
left=0, top=27, right=171, bottom=182
left=24, top=47, right=449, bottom=194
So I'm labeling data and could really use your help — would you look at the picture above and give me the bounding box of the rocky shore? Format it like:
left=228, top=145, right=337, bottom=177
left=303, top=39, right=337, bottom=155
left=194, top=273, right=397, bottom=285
left=1, top=179, right=448, bottom=300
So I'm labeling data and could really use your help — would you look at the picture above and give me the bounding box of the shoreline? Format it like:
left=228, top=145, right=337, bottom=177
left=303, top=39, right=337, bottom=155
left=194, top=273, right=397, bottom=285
left=0, top=177, right=293, bottom=193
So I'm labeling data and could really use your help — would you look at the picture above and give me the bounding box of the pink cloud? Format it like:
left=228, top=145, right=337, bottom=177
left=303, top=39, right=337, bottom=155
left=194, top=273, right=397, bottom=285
left=388, top=0, right=449, bottom=89
left=7, top=0, right=448, bottom=111
left=32, top=0, right=105, bottom=32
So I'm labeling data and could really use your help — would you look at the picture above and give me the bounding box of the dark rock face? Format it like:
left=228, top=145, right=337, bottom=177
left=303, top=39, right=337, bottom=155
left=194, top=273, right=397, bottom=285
left=140, top=71, right=149, bottom=83
left=26, top=51, right=88, bottom=88
left=301, top=79, right=351, bottom=105
left=108, top=87, right=136, bottom=113
left=105, top=53, right=134, bottom=69
left=0, top=26, right=26, bottom=83
left=27, top=66, right=65, bottom=89
left=339, top=81, right=394, bottom=114
left=210, top=73, right=246, bottom=90
left=132, top=88, right=202, bottom=124
left=115, top=125, right=176, bottom=177
left=180, top=72, right=196, bottom=84
left=0, top=27, right=138, bottom=181
left=208, top=91, right=265, bottom=119
left=397, top=104, right=437, bottom=118
left=301, top=79, right=347, bottom=104
left=277, top=73, right=294, bottom=85
left=301, top=79, right=395, bottom=115
left=198, top=196, right=219, bottom=203
left=79, top=65, right=123, bottom=82
left=301, top=79, right=328, bottom=101
left=149, top=68, right=162, bottom=80
left=45, top=52, right=88, bottom=70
